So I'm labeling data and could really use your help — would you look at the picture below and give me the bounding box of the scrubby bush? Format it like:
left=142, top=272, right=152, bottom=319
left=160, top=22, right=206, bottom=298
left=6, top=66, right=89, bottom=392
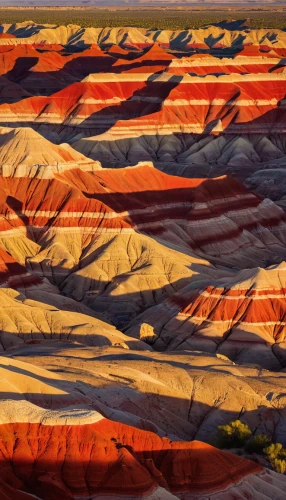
left=215, top=421, right=286, bottom=474
left=247, top=434, right=271, bottom=454
left=263, top=443, right=286, bottom=474
left=271, top=459, right=286, bottom=475
left=264, top=443, right=283, bottom=461
left=216, top=420, right=252, bottom=449
left=279, top=447, right=286, bottom=459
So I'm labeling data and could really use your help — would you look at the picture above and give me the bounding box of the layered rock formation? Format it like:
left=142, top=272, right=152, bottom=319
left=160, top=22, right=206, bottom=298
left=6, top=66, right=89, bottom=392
left=0, top=21, right=285, bottom=178
left=127, top=262, right=286, bottom=370
left=1, top=73, right=285, bottom=136
left=8, top=343, right=286, bottom=444
left=0, top=126, right=100, bottom=177
left=0, top=354, right=285, bottom=499
left=0, top=20, right=286, bottom=499
left=1, top=22, right=286, bottom=51
left=55, top=165, right=286, bottom=268
left=0, top=161, right=285, bottom=367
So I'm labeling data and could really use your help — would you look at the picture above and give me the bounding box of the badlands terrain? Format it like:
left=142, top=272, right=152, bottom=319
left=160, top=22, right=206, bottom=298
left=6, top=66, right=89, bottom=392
left=0, top=17, right=286, bottom=499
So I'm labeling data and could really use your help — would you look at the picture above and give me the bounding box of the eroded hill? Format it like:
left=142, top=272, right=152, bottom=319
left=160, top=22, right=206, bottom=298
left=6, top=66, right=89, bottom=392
left=0, top=20, right=286, bottom=499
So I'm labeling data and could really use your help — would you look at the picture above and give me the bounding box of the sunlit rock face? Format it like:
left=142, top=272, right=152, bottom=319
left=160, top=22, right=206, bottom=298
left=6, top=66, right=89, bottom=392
left=0, top=20, right=286, bottom=499
left=127, top=262, right=286, bottom=370
left=0, top=356, right=286, bottom=500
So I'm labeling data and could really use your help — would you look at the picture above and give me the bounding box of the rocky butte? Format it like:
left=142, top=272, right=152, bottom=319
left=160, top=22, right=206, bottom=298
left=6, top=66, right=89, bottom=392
left=0, top=16, right=285, bottom=500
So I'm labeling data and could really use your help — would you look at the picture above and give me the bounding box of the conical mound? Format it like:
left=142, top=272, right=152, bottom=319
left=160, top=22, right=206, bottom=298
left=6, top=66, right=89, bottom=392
left=127, top=262, right=286, bottom=370
left=0, top=127, right=100, bottom=177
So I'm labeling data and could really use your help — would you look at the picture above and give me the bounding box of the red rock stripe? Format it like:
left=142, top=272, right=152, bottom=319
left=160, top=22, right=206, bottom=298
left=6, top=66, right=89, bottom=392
left=0, top=420, right=261, bottom=497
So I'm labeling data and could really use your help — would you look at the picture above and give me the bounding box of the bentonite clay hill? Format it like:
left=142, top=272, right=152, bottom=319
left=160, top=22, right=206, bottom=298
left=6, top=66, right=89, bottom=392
left=0, top=19, right=286, bottom=499
left=0, top=355, right=286, bottom=500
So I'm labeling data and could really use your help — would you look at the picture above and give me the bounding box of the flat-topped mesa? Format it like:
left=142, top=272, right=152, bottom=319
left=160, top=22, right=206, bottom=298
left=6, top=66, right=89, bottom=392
left=127, top=262, right=286, bottom=370
left=125, top=73, right=286, bottom=136
left=0, top=76, right=153, bottom=128
left=167, top=53, right=286, bottom=75
left=82, top=72, right=158, bottom=83
left=0, top=126, right=101, bottom=178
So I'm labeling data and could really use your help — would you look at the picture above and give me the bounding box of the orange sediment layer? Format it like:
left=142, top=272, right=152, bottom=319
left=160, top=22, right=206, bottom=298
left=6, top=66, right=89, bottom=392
left=0, top=420, right=262, bottom=497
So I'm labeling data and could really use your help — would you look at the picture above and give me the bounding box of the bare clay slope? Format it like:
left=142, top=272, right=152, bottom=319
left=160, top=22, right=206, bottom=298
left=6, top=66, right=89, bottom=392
left=0, top=353, right=285, bottom=499
left=0, top=21, right=285, bottom=498
left=0, top=163, right=286, bottom=369
left=127, top=262, right=286, bottom=370
left=0, top=126, right=101, bottom=177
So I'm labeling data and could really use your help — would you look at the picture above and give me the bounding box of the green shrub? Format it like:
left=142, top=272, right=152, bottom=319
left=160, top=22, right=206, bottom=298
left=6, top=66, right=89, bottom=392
left=247, top=434, right=271, bottom=454
left=216, top=420, right=252, bottom=449
left=215, top=421, right=286, bottom=474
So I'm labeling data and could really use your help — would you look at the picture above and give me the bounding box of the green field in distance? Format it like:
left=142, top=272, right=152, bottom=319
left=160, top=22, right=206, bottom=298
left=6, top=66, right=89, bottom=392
left=0, top=8, right=285, bottom=30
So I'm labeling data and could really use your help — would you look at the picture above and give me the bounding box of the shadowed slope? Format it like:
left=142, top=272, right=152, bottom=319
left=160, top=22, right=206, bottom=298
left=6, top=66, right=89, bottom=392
left=127, top=262, right=286, bottom=370
left=0, top=356, right=285, bottom=500
left=1, top=23, right=286, bottom=52
left=7, top=344, right=286, bottom=443
left=56, top=165, right=286, bottom=268
left=0, top=238, right=148, bottom=351
left=1, top=73, right=285, bottom=140
left=0, top=24, right=285, bottom=491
